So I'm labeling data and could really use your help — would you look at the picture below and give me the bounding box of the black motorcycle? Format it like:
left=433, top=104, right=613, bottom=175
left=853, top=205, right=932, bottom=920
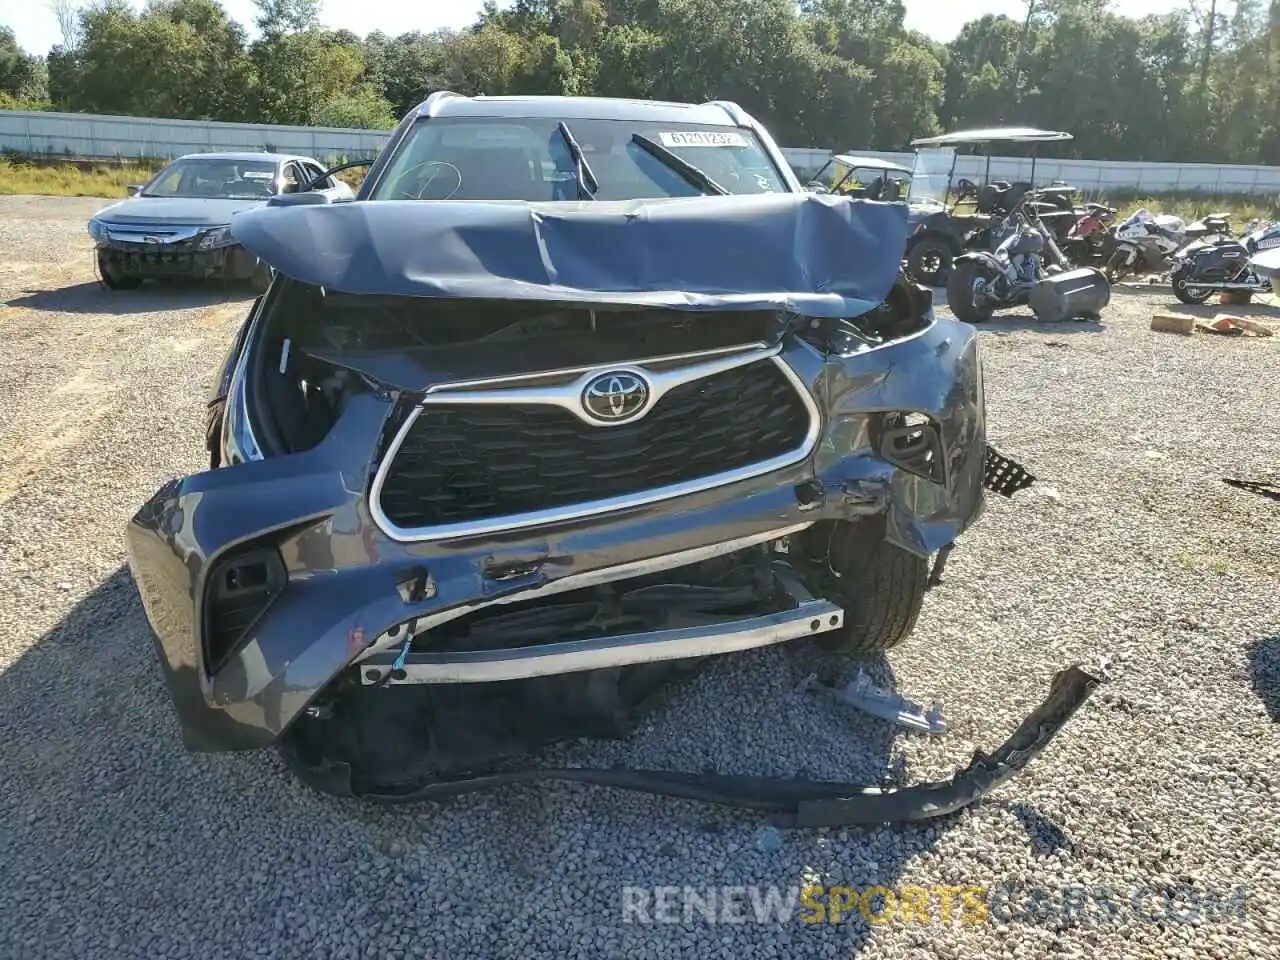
left=946, top=198, right=1111, bottom=324
left=1170, top=220, right=1280, bottom=304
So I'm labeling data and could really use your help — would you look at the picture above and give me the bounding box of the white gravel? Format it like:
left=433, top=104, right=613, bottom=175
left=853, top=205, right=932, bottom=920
left=1, top=194, right=1278, bottom=960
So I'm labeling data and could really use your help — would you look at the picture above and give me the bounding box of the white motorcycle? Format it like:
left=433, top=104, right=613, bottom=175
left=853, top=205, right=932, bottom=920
left=1104, top=208, right=1187, bottom=279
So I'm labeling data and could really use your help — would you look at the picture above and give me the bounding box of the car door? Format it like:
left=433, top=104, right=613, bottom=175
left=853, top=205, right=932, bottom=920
left=301, top=160, right=355, bottom=202
left=280, top=162, right=304, bottom=195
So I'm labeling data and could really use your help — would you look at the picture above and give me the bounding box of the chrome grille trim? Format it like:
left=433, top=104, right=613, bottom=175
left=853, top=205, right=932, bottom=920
left=368, top=343, right=821, bottom=543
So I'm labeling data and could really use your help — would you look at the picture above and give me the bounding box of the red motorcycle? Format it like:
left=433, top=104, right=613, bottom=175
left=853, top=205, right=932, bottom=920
left=1061, top=202, right=1117, bottom=267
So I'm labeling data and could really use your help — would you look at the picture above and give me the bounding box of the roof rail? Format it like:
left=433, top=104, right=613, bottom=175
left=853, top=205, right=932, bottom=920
left=704, top=100, right=748, bottom=124
left=418, top=90, right=465, bottom=118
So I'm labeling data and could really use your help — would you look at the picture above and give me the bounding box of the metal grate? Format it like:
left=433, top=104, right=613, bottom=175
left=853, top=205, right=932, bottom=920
left=984, top=445, right=1036, bottom=497
left=378, top=359, right=812, bottom=531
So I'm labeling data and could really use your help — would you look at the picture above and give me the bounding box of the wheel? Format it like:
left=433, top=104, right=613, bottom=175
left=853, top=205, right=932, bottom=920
left=906, top=236, right=956, bottom=287
left=946, top=260, right=996, bottom=324
left=97, top=250, right=141, bottom=290
left=813, top=520, right=929, bottom=656
left=1171, top=265, right=1214, bottom=304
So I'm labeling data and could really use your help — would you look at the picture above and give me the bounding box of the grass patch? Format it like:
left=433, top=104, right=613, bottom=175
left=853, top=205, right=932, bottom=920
left=0, top=157, right=368, bottom=198
left=0, top=158, right=155, bottom=198
left=1093, top=189, right=1280, bottom=226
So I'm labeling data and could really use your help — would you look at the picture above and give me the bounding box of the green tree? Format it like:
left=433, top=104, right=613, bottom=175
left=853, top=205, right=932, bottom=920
left=314, top=87, right=397, bottom=129
left=250, top=29, right=366, bottom=125
left=0, top=28, right=48, bottom=105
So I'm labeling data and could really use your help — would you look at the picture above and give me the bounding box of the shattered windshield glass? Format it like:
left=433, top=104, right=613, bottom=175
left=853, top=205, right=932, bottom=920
left=143, top=158, right=280, bottom=200
left=369, top=118, right=789, bottom=201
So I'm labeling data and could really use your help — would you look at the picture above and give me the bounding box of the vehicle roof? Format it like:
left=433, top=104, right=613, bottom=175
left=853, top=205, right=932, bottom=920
left=415, top=93, right=748, bottom=126
left=910, top=127, right=1073, bottom=146
left=172, top=152, right=311, bottom=165
left=830, top=154, right=913, bottom=174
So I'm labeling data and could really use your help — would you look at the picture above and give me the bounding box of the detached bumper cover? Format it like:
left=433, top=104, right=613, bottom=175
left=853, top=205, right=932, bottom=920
left=127, top=317, right=986, bottom=754
left=282, top=664, right=1106, bottom=823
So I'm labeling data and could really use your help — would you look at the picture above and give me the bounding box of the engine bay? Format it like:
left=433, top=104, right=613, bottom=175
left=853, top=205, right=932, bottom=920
left=244, top=275, right=934, bottom=457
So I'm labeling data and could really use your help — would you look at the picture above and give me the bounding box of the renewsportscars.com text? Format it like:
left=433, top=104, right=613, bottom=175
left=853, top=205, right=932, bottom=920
left=621, top=883, right=1249, bottom=927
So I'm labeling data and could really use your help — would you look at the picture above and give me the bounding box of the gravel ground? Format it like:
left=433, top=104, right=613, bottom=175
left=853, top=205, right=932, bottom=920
left=1, top=193, right=1278, bottom=960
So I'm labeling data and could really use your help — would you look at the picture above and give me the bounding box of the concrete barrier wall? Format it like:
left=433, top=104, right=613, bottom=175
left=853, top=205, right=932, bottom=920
left=5, top=109, right=1280, bottom=195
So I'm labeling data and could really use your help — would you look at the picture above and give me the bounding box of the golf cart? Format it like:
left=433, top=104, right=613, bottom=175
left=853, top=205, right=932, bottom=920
left=806, top=155, right=912, bottom=202
left=903, top=127, right=1076, bottom=286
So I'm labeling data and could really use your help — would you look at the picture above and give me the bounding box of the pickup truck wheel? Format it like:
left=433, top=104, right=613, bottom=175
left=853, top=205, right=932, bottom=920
left=817, top=522, right=928, bottom=656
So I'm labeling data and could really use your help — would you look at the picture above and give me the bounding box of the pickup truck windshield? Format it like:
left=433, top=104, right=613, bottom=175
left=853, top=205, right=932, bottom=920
left=368, top=118, right=789, bottom=201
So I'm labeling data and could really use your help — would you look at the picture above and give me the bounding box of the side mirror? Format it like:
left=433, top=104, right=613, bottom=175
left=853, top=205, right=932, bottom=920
left=126, top=185, right=142, bottom=197
left=266, top=191, right=337, bottom=207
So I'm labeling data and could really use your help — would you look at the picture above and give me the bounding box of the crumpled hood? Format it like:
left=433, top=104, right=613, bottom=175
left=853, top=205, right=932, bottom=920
left=228, top=193, right=911, bottom=317
left=95, top=196, right=266, bottom=226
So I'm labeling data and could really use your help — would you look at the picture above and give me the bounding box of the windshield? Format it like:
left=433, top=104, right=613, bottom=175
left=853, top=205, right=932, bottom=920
left=368, top=118, right=789, bottom=201
left=809, top=160, right=909, bottom=201
left=143, top=158, right=279, bottom=200
left=906, top=147, right=956, bottom=206
left=809, top=158, right=853, bottom=193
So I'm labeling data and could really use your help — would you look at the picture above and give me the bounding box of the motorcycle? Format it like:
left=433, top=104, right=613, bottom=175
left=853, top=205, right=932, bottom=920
left=946, top=198, right=1112, bottom=324
left=1170, top=219, right=1280, bottom=304
left=1104, top=208, right=1188, bottom=279
left=1060, top=202, right=1116, bottom=267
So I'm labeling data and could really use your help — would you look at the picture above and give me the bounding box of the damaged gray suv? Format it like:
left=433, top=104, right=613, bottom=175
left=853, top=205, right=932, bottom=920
left=127, top=94, right=1099, bottom=819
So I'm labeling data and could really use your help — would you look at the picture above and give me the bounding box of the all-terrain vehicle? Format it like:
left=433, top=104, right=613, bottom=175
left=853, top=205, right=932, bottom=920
left=806, top=154, right=913, bottom=201
left=903, top=127, right=1076, bottom=286
left=124, top=94, right=1097, bottom=817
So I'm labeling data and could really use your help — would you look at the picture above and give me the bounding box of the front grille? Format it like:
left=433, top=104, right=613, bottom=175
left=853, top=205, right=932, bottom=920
left=378, top=358, right=813, bottom=532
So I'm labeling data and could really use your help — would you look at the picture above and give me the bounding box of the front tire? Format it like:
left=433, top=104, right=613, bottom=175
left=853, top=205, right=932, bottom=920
left=816, top=521, right=929, bottom=656
left=97, top=250, right=141, bottom=290
left=1171, top=265, right=1214, bottom=304
left=906, top=236, right=956, bottom=287
left=946, top=260, right=996, bottom=323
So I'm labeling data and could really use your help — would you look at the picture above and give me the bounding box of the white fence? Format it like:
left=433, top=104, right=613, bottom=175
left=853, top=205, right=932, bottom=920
left=4, top=108, right=1280, bottom=196
left=782, top=147, right=1280, bottom=195
left=0, top=109, right=389, bottom=163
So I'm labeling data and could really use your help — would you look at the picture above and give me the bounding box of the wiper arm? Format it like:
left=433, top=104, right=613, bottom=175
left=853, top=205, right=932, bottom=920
left=631, top=134, right=729, bottom=196
left=557, top=121, right=598, bottom=200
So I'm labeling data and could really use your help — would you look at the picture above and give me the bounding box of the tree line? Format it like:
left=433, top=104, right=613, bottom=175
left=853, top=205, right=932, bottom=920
left=1, top=0, right=1279, bottom=165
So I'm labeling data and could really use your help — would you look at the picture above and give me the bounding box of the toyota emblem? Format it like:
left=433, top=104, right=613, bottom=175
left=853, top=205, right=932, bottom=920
left=581, top=371, right=650, bottom=423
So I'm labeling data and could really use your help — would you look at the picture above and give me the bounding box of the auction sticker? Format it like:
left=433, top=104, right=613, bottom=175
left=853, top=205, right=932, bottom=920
left=658, top=131, right=749, bottom=148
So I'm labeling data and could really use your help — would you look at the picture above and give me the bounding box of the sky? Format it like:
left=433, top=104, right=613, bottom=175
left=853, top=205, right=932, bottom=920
left=3, top=0, right=1178, bottom=56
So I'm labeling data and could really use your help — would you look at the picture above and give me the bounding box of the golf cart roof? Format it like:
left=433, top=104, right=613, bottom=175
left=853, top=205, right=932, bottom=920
left=910, top=127, right=1073, bottom=146
left=830, top=154, right=913, bottom=174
